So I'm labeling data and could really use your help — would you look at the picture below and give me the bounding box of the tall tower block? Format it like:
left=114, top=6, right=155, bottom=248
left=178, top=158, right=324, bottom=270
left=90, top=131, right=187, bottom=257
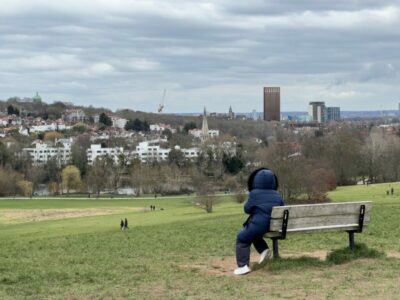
left=263, top=87, right=280, bottom=121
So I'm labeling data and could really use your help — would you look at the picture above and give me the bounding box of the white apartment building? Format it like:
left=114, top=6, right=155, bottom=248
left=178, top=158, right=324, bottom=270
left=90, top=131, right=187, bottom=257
left=132, top=141, right=170, bottom=163
left=208, top=129, right=220, bottom=138
left=90, top=133, right=110, bottom=142
left=23, top=143, right=71, bottom=166
left=189, top=129, right=219, bottom=139
left=150, top=124, right=163, bottom=131
left=112, top=117, right=128, bottom=129
left=150, top=123, right=177, bottom=134
left=19, top=126, right=29, bottom=136
left=176, top=146, right=201, bottom=160
left=85, top=139, right=200, bottom=165
left=30, top=123, right=70, bottom=133
left=55, top=138, right=74, bottom=148
left=87, top=144, right=124, bottom=165
left=131, top=140, right=200, bottom=163
left=64, top=109, right=87, bottom=123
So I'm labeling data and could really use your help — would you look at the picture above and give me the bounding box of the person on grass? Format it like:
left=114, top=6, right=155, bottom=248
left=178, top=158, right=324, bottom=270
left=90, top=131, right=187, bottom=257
left=124, top=218, right=129, bottom=229
left=120, top=219, right=125, bottom=231
left=234, top=168, right=284, bottom=276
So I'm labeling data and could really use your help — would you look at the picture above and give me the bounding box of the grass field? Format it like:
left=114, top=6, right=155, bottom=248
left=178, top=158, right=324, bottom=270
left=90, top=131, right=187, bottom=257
left=1, top=183, right=400, bottom=299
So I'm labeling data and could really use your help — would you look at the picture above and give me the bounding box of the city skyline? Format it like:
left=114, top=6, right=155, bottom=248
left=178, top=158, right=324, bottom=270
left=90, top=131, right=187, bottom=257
left=0, top=1, right=399, bottom=112
left=3, top=92, right=400, bottom=115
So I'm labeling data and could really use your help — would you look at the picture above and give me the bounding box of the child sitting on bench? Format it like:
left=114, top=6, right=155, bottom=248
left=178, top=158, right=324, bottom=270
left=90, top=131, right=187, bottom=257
left=234, top=168, right=284, bottom=275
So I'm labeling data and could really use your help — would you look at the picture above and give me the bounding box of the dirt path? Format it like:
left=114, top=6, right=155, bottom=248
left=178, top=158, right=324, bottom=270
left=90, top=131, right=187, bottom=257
left=179, top=251, right=327, bottom=277
left=0, top=207, right=143, bottom=223
left=180, top=249, right=400, bottom=277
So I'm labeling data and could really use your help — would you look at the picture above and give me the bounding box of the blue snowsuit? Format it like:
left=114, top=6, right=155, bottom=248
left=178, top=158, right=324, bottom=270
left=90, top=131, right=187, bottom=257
left=236, top=169, right=284, bottom=267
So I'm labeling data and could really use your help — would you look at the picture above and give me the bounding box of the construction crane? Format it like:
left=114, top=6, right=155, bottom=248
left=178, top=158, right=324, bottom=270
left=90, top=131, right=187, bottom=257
left=158, top=89, right=166, bottom=113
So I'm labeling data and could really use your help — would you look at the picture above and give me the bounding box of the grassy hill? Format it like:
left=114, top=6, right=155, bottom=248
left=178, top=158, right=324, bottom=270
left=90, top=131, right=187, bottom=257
left=1, top=183, right=400, bottom=299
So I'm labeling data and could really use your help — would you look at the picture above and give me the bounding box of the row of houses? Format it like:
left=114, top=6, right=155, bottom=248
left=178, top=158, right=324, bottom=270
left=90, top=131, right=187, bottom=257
left=1, top=109, right=128, bottom=132
left=3, top=106, right=221, bottom=146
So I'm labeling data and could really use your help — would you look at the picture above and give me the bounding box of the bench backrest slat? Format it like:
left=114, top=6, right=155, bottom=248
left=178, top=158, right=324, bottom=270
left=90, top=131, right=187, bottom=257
left=270, top=201, right=372, bottom=219
left=269, top=201, right=372, bottom=233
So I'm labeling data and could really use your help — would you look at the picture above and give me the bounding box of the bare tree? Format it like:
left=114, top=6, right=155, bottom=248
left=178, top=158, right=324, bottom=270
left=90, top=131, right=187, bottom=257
left=130, top=160, right=146, bottom=196
left=303, top=168, right=336, bottom=201
left=87, top=155, right=114, bottom=197
left=45, top=157, right=62, bottom=193
left=192, top=171, right=219, bottom=213
left=71, top=134, right=91, bottom=176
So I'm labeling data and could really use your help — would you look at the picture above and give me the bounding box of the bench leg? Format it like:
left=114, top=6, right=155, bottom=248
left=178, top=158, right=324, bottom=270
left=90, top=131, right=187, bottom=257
left=348, top=231, right=355, bottom=250
left=272, top=238, right=279, bottom=258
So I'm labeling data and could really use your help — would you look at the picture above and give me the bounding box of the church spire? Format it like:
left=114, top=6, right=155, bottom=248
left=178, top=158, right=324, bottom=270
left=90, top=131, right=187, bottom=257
left=201, top=106, right=209, bottom=142
left=228, top=105, right=234, bottom=119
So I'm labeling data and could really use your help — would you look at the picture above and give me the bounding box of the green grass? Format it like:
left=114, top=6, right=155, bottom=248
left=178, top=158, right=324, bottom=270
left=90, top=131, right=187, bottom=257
left=266, top=244, right=385, bottom=272
left=328, top=181, right=400, bottom=204
left=326, top=243, right=385, bottom=264
left=0, top=183, right=400, bottom=299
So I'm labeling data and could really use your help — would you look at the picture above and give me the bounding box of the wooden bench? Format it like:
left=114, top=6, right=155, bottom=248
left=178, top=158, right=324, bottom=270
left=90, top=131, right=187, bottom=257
left=264, top=201, right=372, bottom=258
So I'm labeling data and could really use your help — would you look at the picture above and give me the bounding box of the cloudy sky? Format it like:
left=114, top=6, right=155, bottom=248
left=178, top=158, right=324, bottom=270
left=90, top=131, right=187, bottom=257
left=0, top=0, right=399, bottom=113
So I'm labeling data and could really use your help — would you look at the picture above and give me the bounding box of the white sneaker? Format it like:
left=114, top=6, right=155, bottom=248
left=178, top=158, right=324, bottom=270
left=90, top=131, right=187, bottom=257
left=259, top=249, right=271, bottom=264
left=234, top=265, right=251, bottom=275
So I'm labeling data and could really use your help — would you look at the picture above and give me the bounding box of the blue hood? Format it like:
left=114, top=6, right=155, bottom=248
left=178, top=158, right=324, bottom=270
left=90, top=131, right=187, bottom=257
left=252, top=169, right=277, bottom=190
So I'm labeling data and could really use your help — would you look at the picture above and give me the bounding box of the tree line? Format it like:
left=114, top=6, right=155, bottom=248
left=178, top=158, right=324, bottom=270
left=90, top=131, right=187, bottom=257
left=1, top=123, right=400, bottom=203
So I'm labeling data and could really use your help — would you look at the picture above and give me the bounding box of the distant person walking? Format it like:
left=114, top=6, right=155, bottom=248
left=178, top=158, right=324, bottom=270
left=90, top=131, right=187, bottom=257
left=124, top=218, right=129, bottom=229
left=391, top=188, right=394, bottom=195
left=120, top=219, right=124, bottom=231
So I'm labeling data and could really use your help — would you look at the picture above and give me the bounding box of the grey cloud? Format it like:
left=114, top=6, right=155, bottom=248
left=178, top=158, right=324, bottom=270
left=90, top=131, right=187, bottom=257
left=0, top=1, right=399, bottom=112
left=225, top=0, right=400, bottom=15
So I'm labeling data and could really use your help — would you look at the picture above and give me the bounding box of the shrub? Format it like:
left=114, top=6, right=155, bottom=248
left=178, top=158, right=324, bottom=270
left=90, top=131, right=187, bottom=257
left=48, top=182, right=60, bottom=195
left=234, top=192, right=247, bottom=203
left=0, top=168, right=21, bottom=196
left=195, top=194, right=218, bottom=213
left=17, top=180, right=33, bottom=197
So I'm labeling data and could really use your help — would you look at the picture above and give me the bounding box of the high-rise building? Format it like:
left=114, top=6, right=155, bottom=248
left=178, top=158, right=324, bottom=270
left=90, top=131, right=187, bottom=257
left=327, top=107, right=341, bottom=122
left=308, top=101, right=326, bottom=123
left=263, top=87, right=280, bottom=121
